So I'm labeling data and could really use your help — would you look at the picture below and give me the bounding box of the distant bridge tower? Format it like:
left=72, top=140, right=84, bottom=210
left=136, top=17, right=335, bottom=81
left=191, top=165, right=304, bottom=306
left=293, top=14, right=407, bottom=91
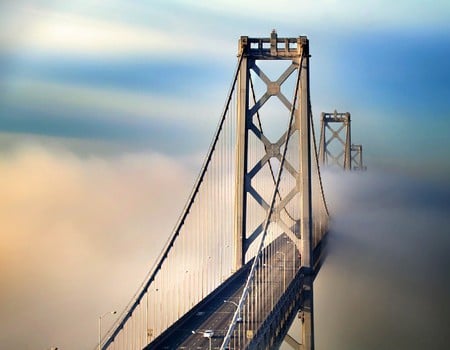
left=318, top=110, right=351, bottom=170
left=351, top=144, right=367, bottom=171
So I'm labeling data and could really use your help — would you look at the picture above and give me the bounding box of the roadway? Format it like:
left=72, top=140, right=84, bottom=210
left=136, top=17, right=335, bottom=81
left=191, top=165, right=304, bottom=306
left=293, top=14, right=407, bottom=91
left=147, top=234, right=299, bottom=349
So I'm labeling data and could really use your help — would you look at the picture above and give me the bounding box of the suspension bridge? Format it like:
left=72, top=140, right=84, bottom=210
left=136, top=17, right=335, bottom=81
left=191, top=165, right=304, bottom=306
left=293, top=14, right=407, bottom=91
left=98, top=31, right=365, bottom=350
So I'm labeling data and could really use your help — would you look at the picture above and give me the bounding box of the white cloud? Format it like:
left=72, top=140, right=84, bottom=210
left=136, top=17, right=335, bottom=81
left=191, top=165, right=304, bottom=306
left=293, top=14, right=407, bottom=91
left=1, top=1, right=449, bottom=59
left=25, top=12, right=174, bottom=54
left=184, top=0, right=450, bottom=27
left=0, top=5, right=233, bottom=58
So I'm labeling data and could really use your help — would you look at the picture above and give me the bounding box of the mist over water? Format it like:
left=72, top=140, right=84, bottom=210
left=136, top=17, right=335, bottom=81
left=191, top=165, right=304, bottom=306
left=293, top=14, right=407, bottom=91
left=0, top=146, right=194, bottom=349
left=1, top=143, right=449, bottom=350
left=314, top=170, right=450, bottom=349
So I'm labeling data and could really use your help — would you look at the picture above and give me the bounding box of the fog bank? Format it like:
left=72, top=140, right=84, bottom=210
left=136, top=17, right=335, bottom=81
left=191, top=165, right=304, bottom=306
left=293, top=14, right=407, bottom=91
left=315, top=170, right=450, bottom=349
left=0, top=145, right=194, bottom=349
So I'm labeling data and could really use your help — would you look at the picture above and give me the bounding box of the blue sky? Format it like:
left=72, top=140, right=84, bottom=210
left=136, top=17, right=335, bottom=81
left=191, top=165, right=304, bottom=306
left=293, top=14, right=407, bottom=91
left=0, top=1, right=450, bottom=349
left=1, top=0, right=449, bottom=180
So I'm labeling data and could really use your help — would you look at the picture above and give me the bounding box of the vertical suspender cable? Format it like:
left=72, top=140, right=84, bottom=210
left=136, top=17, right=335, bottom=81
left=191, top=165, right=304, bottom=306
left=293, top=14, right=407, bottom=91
left=102, top=55, right=244, bottom=350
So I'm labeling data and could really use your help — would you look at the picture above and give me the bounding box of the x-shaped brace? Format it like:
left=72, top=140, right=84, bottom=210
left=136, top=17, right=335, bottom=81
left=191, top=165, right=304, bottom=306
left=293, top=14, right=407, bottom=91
left=244, top=61, right=303, bottom=254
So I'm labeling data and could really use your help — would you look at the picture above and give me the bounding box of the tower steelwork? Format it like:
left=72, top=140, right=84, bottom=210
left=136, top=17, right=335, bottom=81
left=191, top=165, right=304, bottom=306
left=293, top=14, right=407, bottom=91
left=234, top=30, right=312, bottom=270
left=351, top=144, right=367, bottom=171
left=318, top=110, right=351, bottom=170
left=233, top=30, right=314, bottom=350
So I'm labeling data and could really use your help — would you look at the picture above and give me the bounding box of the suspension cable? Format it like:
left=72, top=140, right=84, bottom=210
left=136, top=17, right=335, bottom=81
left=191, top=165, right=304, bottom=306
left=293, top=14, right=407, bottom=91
left=101, top=54, right=245, bottom=350
left=309, top=102, right=330, bottom=217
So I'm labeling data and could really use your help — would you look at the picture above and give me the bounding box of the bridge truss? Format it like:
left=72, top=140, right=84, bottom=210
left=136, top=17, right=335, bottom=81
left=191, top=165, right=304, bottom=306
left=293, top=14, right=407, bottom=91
left=351, top=144, right=367, bottom=171
left=318, top=110, right=352, bottom=170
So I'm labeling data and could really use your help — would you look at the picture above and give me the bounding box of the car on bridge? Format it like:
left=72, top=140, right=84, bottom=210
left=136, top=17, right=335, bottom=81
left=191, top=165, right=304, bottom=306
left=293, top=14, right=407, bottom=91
left=203, top=330, right=214, bottom=338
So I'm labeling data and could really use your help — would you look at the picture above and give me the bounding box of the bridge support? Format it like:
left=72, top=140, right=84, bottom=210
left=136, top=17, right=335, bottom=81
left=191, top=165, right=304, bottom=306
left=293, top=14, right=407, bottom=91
left=351, top=144, right=367, bottom=171
left=298, top=39, right=312, bottom=270
left=281, top=274, right=314, bottom=350
left=234, top=36, right=250, bottom=271
left=233, top=31, right=313, bottom=271
left=299, top=276, right=314, bottom=350
left=231, top=31, right=316, bottom=349
left=319, top=110, right=351, bottom=170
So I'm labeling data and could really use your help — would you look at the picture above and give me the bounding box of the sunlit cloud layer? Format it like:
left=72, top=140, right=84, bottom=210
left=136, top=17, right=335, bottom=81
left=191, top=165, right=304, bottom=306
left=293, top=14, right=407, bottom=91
left=0, top=145, right=195, bottom=349
left=2, top=1, right=448, bottom=59
left=21, top=12, right=182, bottom=56
left=0, top=4, right=233, bottom=58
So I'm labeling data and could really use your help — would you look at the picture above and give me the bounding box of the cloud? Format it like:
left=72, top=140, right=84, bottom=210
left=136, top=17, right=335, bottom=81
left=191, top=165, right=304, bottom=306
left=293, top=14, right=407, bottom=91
left=1, top=7, right=180, bottom=56
left=182, top=0, right=450, bottom=29
left=1, top=144, right=449, bottom=349
left=0, top=145, right=195, bottom=349
left=3, top=1, right=448, bottom=61
left=0, top=4, right=233, bottom=58
left=313, top=170, right=450, bottom=349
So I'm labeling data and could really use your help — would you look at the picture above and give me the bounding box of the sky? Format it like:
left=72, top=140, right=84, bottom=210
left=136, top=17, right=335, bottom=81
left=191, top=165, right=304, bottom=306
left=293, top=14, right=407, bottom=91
left=0, top=1, right=449, bottom=349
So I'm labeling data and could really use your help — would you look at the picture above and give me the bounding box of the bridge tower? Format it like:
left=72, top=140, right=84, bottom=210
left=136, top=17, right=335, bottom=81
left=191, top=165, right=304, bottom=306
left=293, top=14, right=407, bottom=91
left=351, top=144, right=367, bottom=171
left=233, top=30, right=314, bottom=349
left=318, top=110, right=351, bottom=170
left=234, top=30, right=312, bottom=270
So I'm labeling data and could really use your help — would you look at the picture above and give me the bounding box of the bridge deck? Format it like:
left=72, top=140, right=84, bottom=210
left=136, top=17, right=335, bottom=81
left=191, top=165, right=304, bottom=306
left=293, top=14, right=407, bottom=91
left=146, top=234, right=300, bottom=349
left=145, top=260, right=249, bottom=349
